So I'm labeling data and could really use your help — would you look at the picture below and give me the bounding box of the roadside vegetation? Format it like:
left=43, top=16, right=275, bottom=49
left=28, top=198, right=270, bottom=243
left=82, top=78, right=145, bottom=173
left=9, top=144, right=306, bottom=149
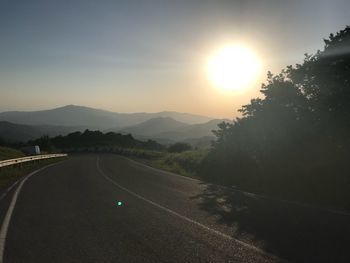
left=131, top=142, right=208, bottom=177
left=104, top=142, right=208, bottom=178
left=0, top=146, right=25, bottom=161
left=29, top=130, right=165, bottom=153
left=147, top=149, right=208, bottom=177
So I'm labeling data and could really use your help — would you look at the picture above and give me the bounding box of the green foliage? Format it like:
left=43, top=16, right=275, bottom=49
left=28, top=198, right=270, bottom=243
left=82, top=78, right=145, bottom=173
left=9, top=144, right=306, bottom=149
left=201, top=26, right=350, bottom=209
left=32, top=135, right=56, bottom=153
left=0, top=146, right=25, bottom=161
left=153, top=149, right=208, bottom=177
left=113, top=147, right=163, bottom=159
left=119, top=147, right=208, bottom=177
left=167, top=142, right=192, bottom=153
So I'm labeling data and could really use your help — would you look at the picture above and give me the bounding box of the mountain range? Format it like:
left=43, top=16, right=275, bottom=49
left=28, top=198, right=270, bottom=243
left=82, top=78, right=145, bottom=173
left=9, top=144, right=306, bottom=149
left=0, top=105, right=212, bottom=129
left=0, top=121, right=79, bottom=142
left=118, top=118, right=226, bottom=142
left=0, top=105, right=229, bottom=146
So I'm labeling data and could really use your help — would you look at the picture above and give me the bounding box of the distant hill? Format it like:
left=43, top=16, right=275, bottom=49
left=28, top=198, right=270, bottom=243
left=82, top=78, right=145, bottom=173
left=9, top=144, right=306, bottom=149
left=0, top=121, right=44, bottom=142
left=0, top=105, right=213, bottom=130
left=0, top=105, right=122, bottom=130
left=119, top=118, right=230, bottom=143
left=0, top=121, right=81, bottom=142
left=0, top=105, right=224, bottom=143
left=152, top=119, right=229, bottom=141
left=119, top=117, right=188, bottom=136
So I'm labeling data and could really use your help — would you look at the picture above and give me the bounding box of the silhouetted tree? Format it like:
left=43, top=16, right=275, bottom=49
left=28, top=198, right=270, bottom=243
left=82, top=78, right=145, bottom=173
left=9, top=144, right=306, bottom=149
left=200, top=26, right=350, bottom=208
left=31, top=130, right=164, bottom=152
left=32, top=135, right=56, bottom=152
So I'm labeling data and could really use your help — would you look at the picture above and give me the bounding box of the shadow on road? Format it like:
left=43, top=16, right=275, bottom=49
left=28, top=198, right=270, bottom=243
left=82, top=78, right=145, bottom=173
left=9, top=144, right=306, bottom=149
left=191, top=183, right=350, bottom=263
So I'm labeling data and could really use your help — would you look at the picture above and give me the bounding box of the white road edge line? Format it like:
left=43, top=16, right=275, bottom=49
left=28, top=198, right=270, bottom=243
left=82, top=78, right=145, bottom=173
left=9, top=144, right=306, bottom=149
left=96, top=156, right=288, bottom=263
left=0, top=161, right=65, bottom=263
left=0, top=181, right=20, bottom=202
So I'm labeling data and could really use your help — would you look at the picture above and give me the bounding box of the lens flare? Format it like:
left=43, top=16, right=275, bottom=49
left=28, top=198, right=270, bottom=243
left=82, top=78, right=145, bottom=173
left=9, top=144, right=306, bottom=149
left=207, top=45, right=261, bottom=92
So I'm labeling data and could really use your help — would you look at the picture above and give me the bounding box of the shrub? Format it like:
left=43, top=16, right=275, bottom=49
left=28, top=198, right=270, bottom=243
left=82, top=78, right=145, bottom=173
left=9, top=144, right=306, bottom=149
left=167, top=142, right=192, bottom=153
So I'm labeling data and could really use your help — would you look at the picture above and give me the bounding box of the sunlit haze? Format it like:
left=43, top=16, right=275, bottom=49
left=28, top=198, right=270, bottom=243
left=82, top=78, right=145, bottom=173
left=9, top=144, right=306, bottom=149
left=1, top=2, right=350, bottom=262
left=207, top=45, right=261, bottom=92
left=1, top=0, right=349, bottom=118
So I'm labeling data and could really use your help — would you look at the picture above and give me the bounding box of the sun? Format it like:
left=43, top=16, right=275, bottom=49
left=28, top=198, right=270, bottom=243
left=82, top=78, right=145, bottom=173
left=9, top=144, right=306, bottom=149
left=207, top=45, right=261, bottom=92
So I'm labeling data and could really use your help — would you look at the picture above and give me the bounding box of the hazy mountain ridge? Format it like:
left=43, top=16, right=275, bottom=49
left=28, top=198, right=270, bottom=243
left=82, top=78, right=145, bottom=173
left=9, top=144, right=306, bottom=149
left=118, top=118, right=230, bottom=145
left=0, top=105, right=213, bottom=129
left=119, top=117, right=189, bottom=136
left=151, top=119, right=230, bottom=141
left=0, top=105, right=226, bottom=143
left=0, top=105, right=118, bottom=130
left=0, top=121, right=82, bottom=142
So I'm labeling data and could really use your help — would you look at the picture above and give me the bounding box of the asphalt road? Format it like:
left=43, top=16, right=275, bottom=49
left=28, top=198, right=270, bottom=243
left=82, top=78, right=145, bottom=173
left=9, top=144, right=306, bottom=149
left=1, top=154, right=349, bottom=262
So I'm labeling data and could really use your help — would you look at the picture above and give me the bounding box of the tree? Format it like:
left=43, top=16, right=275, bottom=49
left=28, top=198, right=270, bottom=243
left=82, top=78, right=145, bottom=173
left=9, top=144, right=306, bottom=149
left=33, top=135, right=56, bottom=152
left=200, top=26, right=350, bottom=204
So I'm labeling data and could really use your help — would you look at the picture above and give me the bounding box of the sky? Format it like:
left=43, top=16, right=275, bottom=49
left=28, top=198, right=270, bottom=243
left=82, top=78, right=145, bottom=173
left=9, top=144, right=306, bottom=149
left=0, top=0, right=349, bottom=118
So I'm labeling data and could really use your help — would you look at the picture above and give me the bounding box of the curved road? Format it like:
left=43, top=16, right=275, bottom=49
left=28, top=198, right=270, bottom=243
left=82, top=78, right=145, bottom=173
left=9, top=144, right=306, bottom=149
left=1, top=154, right=349, bottom=262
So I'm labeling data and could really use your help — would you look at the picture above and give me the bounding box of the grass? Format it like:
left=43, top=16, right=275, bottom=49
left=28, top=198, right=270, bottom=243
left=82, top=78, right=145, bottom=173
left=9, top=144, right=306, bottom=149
left=0, top=146, right=25, bottom=161
left=113, top=147, right=164, bottom=159
left=0, top=157, right=67, bottom=188
left=126, top=149, right=209, bottom=178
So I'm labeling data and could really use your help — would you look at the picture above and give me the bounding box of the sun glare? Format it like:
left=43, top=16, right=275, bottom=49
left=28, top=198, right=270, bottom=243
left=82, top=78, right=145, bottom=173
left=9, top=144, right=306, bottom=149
left=207, top=45, right=261, bottom=92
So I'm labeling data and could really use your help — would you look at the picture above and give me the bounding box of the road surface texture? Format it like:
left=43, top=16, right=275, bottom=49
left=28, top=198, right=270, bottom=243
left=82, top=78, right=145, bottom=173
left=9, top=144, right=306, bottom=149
left=1, top=154, right=349, bottom=262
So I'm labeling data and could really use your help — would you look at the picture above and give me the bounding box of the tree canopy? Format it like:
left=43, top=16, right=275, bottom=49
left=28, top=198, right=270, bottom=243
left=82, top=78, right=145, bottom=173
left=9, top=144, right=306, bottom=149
left=200, top=26, right=350, bottom=208
left=30, top=129, right=165, bottom=152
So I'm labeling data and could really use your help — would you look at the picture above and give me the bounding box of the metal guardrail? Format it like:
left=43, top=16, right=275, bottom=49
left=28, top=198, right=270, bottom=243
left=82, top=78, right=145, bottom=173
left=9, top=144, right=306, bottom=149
left=0, top=154, right=67, bottom=168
